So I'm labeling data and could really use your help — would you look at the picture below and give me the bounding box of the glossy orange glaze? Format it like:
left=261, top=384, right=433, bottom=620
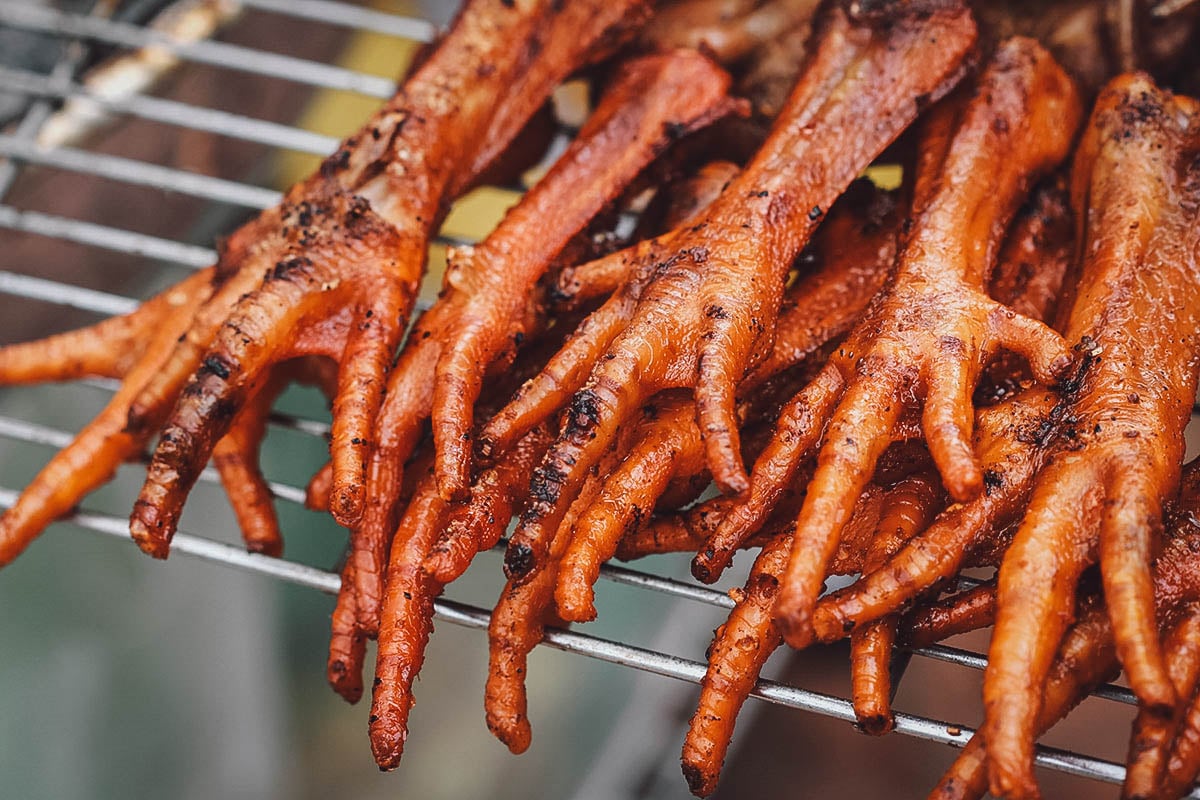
left=488, top=3, right=977, bottom=591
left=0, top=267, right=211, bottom=566
left=850, top=470, right=945, bottom=735
left=984, top=74, right=1200, bottom=798
left=344, top=48, right=736, bottom=632
left=809, top=180, right=1074, bottom=639
left=367, top=467, right=448, bottom=769
left=930, top=600, right=1119, bottom=800
left=899, top=581, right=997, bottom=649
left=773, top=37, right=1083, bottom=650
left=122, top=0, right=651, bottom=566
left=553, top=182, right=901, bottom=620
left=681, top=534, right=790, bottom=798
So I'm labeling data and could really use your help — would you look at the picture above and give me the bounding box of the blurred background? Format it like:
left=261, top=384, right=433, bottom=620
left=0, top=2, right=1195, bottom=798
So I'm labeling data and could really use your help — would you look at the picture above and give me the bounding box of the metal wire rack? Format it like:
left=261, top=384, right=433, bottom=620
left=0, top=2, right=1194, bottom=796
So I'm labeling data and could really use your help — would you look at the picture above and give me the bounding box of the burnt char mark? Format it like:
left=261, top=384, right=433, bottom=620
left=1055, top=336, right=1099, bottom=397
left=344, top=195, right=372, bottom=227
left=564, top=390, right=602, bottom=438
left=295, top=201, right=316, bottom=228
left=856, top=714, right=892, bottom=736
left=682, top=763, right=707, bottom=796
left=320, top=147, right=352, bottom=179
left=628, top=504, right=644, bottom=533
left=545, top=277, right=576, bottom=306
left=1028, top=416, right=1057, bottom=447
left=211, top=396, right=240, bottom=425
left=1121, top=90, right=1166, bottom=128
left=272, top=256, right=312, bottom=281
left=198, top=354, right=233, bottom=381
left=663, top=120, right=688, bottom=140
left=983, top=468, right=1003, bottom=495
left=705, top=305, right=729, bottom=320
left=529, top=463, right=567, bottom=506
left=504, top=541, right=535, bottom=578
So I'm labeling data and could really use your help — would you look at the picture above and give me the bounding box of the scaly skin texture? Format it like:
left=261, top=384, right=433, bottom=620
left=898, top=580, right=998, bottom=648
left=551, top=160, right=744, bottom=311
left=850, top=469, right=945, bottom=735
left=686, top=180, right=903, bottom=581
left=326, top=445, right=435, bottom=705
left=123, top=0, right=651, bottom=560
left=343, top=49, right=737, bottom=636
left=682, top=492, right=986, bottom=799
left=681, top=534, right=790, bottom=797
left=983, top=75, right=1200, bottom=799
left=1122, top=605, right=1200, bottom=799
left=335, top=336, right=572, bottom=743
left=483, top=0, right=978, bottom=588
left=366, top=466, right=447, bottom=769
left=932, top=460, right=1200, bottom=800
left=770, top=37, right=1082, bottom=650
left=0, top=268, right=212, bottom=565
left=624, top=174, right=1071, bottom=599
left=331, top=373, right=552, bottom=759
left=345, top=156, right=741, bottom=765
left=431, top=51, right=739, bottom=500
left=929, top=599, right=1119, bottom=800
left=811, top=387, right=1057, bottom=637
left=0, top=270, right=328, bottom=562
left=210, top=358, right=335, bottom=556
left=422, top=423, right=555, bottom=585
left=677, top=166, right=1086, bottom=798
left=552, top=181, right=901, bottom=622
left=484, top=428, right=637, bottom=755
left=810, top=179, right=1074, bottom=639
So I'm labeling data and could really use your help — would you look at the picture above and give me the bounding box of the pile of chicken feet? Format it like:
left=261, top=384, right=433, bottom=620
left=3, top=0, right=1200, bottom=796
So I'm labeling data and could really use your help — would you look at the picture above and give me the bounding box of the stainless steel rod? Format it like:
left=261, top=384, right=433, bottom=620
left=0, top=134, right=280, bottom=210
left=0, top=65, right=339, bottom=156
left=0, top=486, right=1166, bottom=794
left=239, top=0, right=436, bottom=41
left=0, top=205, right=216, bottom=267
left=0, top=2, right=397, bottom=98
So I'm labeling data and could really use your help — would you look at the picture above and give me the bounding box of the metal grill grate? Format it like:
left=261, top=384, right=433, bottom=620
left=0, top=2, right=1193, bottom=795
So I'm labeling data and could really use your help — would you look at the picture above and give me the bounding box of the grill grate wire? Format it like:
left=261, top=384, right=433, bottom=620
left=0, top=2, right=1193, bottom=795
